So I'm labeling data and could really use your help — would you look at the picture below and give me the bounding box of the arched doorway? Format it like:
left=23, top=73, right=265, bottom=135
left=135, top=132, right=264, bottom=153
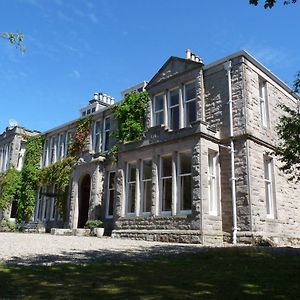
left=78, top=174, right=91, bottom=228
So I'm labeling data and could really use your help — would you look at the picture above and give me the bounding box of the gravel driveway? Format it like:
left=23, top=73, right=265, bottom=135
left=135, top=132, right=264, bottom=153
left=0, top=232, right=204, bottom=265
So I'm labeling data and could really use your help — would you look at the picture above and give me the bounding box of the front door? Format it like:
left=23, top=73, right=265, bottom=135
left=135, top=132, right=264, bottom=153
left=78, top=174, right=91, bottom=228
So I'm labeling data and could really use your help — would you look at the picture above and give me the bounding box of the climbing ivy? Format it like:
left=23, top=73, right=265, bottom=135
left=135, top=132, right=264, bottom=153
left=110, top=91, right=149, bottom=161
left=17, top=135, right=43, bottom=223
left=38, top=116, right=93, bottom=219
left=39, top=157, right=75, bottom=218
left=68, top=116, right=93, bottom=158
left=0, top=167, right=21, bottom=211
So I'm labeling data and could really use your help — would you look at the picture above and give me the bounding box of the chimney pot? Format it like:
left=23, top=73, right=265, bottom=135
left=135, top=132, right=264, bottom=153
left=94, top=93, right=99, bottom=100
left=186, top=49, right=192, bottom=60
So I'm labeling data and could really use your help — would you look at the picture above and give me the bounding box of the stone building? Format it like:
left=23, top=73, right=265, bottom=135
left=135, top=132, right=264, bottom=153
left=0, top=125, right=39, bottom=221
left=112, top=49, right=300, bottom=245
left=0, top=49, right=299, bottom=245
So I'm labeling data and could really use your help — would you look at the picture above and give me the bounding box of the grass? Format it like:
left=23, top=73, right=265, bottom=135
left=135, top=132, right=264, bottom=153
left=0, top=247, right=299, bottom=299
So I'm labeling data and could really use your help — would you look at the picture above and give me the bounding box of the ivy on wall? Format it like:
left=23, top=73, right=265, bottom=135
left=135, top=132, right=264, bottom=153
left=0, top=167, right=21, bottom=211
left=110, top=91, right=149, bottom=161
left=17, top=135, right=43, bottom=223
left=38, top=116, right=93, bottom=219
left=68, top=116, right=93, bottom=158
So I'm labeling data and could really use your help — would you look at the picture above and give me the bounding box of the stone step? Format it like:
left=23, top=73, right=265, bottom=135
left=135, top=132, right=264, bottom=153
left=51, top=228, right=90, bottom=237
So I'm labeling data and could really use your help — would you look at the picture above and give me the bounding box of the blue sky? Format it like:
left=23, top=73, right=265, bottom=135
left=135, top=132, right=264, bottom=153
left=0, top=0, right=299, bottom=132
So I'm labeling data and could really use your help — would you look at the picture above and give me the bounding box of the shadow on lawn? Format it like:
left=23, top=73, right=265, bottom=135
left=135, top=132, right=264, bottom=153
left=0, top=246, right=300, bottom=299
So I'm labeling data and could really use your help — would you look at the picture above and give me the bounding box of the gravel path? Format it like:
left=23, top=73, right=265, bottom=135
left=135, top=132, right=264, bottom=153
left=0, top=232, right=204, bottom=265
left=1, top=233, right=299, bottom=266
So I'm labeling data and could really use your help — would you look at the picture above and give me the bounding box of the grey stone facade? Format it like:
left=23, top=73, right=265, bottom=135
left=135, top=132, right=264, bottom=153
left=1, top=50, right=299, bottom=246
left=0, top=126, right=39, bottom=220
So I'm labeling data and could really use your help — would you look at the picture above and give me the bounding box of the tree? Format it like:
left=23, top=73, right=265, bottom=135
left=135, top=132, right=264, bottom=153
left=249, top=0, right=297, bottom=8
left=0, top=32, right=26, bottom=53
left=274, top=75, right=300, bottom=182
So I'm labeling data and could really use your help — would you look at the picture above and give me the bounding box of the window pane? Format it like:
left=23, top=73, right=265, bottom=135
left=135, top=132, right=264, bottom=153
left=162, top=178, right=172, bottom=211
left=186, top=100, right=197, bottom=124
left=155, top=111, right=164, bottom=126
left=180, top=152, right=191, bottom=175
left=105, top=118, right=110, bottom=130
left=180, top=176, right=192, bottom=210
left=185, top=82, right=196, bottom=101
left=143, top=181, right=152, bottom=212
left=170, top=90, right=179, bottom=106
left=155, top=95, right=164, bottom=111
left=143, top=160, right=152, bottom=180
left=104, top=131, right=110, bottom=151
left=170, top=106, right=179, bottom=130
left=162, top=156, right=172, bottom=177
left=129, top=163, right=136, bottom=181
left=109, top=172, right=115, bottom=189
left=128, top=183, right=136, bottom=213
left=95, top=121, right=101, bottom=133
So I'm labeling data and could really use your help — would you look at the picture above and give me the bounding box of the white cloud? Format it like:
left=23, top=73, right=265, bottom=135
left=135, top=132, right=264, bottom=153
left=88, top=13, right=98, bottom=24
left=71, top=70, right=81, bottom=79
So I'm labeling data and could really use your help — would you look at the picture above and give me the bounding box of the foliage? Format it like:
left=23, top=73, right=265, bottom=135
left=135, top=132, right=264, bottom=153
left=85, top=219, right=103, bottom=229
left=17, top=136, right=43, bottom=223
left=68, top=116, right=93, bottom=159
left=249, top=0, right=297, bottom=8
left=0, top=217, right=16, bottom=232
left=272, top=73, right=300, bottom=182
left=274, top=103, right=300, bottom=182
left=0, top=248, right=300, bottom=298
left=39, top=116, right=93, bottom=218
left=0, top=32, right=26, bottom=53
left=0, top=167, right=21, bottom=211
left=110, top=91, right=149, bottom=161
left=39, top=157, right=75, bottom=217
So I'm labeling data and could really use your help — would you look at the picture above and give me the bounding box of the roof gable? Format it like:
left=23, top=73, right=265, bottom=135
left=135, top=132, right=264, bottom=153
left=147, top=56, right=202, bottom=89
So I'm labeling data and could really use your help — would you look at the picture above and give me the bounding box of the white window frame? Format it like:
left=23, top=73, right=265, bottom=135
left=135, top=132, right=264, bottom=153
left=159, top=155, right=172, bottom=215
left=153, top=93, right=164, bottom=126
left=42, top=139, right=49, bottom=167
left=102, top=117, right=110, bottom=152
left=168, top=88, right=180, bottom=130
left=49, top=185, right=57, bottom=221
left=208, top=151, right=219, bottom=216
left=93, top=120, right=102, bottom=153
left=57, top=132, right=66, bottom=161
left=141, top=159, right=152, bottom=215
left=264, top=156, right=276, bottom=219
left=177, top=151, right=192, bottom=215
left=49, top=136, right=57, bottom=164
left=184, top=81, right=197, bottom=126
left=106, top=171, right=116, bottom=218
left=126, top=162, right=137, bottom=216
left=259, top=79, right=268, bottom=128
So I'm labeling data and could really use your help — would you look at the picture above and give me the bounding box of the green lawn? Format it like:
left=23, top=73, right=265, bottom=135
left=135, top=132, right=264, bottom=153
left=0, top=247, right=299, bottom=299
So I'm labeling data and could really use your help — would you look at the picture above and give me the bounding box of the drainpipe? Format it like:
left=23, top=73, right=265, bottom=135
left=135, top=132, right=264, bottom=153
left=223, top=61, right=238, bottom=245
